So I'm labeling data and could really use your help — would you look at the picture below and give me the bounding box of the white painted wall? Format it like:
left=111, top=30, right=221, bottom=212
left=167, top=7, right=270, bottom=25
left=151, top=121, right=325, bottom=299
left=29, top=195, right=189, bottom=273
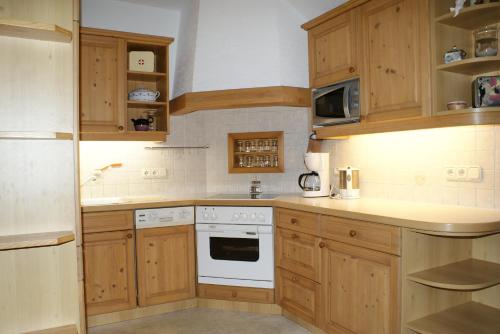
left=285, top=0, right=348, bottom=22
left=81, top=0, right=181, bottom=96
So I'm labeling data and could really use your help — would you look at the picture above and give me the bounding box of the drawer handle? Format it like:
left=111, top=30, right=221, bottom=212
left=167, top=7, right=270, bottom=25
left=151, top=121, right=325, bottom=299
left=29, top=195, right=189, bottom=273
left=126, top=233, right=133, bottom=239
left=319, top=241, right=326, bottom=248
left=291, top=233, right=299, bottom=239
left=349, top=230, right=357, bottom=237
left=232, top=291, right=237, bottom=298
left=290, top=218, right=298, bottom=224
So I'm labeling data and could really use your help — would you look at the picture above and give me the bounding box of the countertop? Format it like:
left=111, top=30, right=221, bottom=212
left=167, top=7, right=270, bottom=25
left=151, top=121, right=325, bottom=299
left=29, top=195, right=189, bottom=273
left=81, top=194, right=500, bottom=234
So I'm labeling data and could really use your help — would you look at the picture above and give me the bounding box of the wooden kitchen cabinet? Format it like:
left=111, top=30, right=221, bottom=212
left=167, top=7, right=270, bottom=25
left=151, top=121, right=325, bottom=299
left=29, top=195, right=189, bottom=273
left=360, top=0, right=431, bottom=123
left=308, top=9, right=361, bottom=88
left=83, top=230, right=137, bottom=315
left=136, top=225, right=196, bottom=306
left=321, top=239, right=400, bottom=334
left=80, top=34, right=125, bottom=133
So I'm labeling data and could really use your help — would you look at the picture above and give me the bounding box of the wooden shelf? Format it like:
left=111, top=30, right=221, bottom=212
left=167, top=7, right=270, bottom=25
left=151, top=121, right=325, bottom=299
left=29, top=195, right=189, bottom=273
left=127, top=71, right=166, bottom=81
left=234, top=151, right=279, bottom=156
left=435, top=3, right=500, bottom=30
left=0, top=131, right=73, bottom=140
left=407, top=259, right=500, bottom=290
left=437, top=57, right=500, bottom=75
left=170, top=86, right=311, bottom=116
left=0, top=19, right=72, bottom=43
left=80, top=131, right=167, bottom=141
left=0, top=231, right=75, bottom=251
left=407, top=302, right=500, bottom=334
left=127, top=100, right=167, bottom=108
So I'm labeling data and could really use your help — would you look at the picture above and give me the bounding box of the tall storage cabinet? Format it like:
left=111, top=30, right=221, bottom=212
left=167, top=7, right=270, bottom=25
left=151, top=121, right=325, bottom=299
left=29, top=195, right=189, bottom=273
left=0, top=0, right=82, bottom=333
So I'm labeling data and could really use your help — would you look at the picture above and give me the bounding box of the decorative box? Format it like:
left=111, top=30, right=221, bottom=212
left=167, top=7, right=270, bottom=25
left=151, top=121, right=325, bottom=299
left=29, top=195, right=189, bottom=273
left=444, top=46, right=467, bottom=64
left=129, top=51, right=155, bottom=72
left=474, top=76, right=500, bottom=107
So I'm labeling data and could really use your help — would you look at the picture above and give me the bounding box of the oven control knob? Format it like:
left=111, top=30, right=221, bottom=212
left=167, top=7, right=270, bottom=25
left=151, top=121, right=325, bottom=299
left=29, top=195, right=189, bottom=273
left=257, top=213, right=265, bottom=222
left=232, top=213, right=240, bottom=221
left=241, top=213, right=248, bottom=221
left=250, top=213, right=257, bottom=221
left=203, top=211, right=210, bottom=220
left=211, top=212, right=217, bottom=220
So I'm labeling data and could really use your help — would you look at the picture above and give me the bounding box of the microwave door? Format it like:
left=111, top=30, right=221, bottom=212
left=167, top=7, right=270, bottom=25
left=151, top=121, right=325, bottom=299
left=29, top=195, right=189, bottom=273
left=343, top=85, right=351, bottom=118
left=315, top=88, right=345, bottom=119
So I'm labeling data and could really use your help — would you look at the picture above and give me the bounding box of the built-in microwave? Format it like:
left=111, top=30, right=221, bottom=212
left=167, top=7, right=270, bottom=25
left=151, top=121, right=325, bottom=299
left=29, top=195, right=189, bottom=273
left=312, top=79, right=360, bottom=128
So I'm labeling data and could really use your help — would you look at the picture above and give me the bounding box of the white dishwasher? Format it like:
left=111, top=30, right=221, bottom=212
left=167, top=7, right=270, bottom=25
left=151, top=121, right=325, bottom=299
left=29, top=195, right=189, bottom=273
left=135, top=206, right=194, bottom=229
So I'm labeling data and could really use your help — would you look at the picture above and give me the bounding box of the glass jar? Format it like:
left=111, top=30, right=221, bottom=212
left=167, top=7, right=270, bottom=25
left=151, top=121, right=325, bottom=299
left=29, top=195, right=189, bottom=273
left=237, top=141, right=245, bottom=152
left=238, top=155, right=245, bottom=168
left=271, top=140, right=278, bottom=153
left=475, top=25, right=498, bottom=57
left=244, top=141, right=252, bottom=153
left=272, top=155, right=278, bottom=167
left=257, top=140, right=264, bottom=152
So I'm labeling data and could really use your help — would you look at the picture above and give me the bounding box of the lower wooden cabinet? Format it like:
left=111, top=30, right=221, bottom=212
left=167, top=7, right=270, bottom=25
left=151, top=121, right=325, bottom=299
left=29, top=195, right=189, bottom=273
left=321, top=239, right=400, bottom=334
left=136, top=225, right=196, bottom=306
left=198, top=284, right=274, bottom=304
left=83, top=229, right=137, bottom=315
left=276, top=268, right=321, bottom=326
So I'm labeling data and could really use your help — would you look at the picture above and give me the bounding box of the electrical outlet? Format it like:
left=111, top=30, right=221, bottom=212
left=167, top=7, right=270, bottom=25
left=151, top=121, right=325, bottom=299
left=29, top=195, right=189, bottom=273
left=142, top=168, right=168, bottom=179
left=445, top=166, right=482, bottom=182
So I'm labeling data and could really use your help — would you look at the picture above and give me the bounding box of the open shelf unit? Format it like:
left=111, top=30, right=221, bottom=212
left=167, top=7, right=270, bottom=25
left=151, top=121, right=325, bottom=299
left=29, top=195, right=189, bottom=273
left=0, top=18, right=72, bottom=43
left=402, top=229, right=500, bottom=334
left=0, top=231, right=75, bottom=251
left=0, top=131, right=73, bottom=140
left=432, top=1, right=500, bottom=116
left=227, top=131, right=284, bottom=173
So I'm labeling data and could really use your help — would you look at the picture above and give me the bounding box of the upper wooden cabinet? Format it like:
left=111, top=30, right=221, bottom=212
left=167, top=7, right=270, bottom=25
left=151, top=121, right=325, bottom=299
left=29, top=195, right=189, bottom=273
left=308, top=9, right=360, bottom=88
left=136, top=225, right=196, bottom=306
left=80, top=28, right=173, bottom=141
left=360, top=0, right=431, bottom=122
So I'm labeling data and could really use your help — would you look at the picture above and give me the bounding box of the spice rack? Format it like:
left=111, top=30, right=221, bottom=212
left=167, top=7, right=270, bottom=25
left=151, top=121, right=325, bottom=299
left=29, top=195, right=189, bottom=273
left=228, top=131, right=284, bottom=173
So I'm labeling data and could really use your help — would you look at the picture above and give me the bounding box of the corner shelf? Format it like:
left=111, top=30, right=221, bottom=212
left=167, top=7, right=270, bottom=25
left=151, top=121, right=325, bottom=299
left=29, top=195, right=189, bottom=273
left=127, top=100, right=167, bottom=108
left=0, top=231, right=75, bottom=251
left=407, top=258, right=500, bottom=291
left=435, top=3, right=500, bottom=30
left=437, top=57, right=500, bottom=75
left=127, top=71, right=166, bottom=81
left=407, top=302, right=500, bottom=334
left=0, top=131, right=73, bottom=140
left=0, top=19, right=72, bottom=43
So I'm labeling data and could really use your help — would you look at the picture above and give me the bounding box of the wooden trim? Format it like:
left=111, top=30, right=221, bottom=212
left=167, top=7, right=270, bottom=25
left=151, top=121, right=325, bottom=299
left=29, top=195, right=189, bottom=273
left=301, top=0, right=369, bottom=31
left=0, top=131, right=73, bottom=140
left=0, top=231, right=75, bottom=251
left=197, top=284, right=275, bottom=304
left=80, top=131, right=167, bottom=141
left=22, top=324, right=78, bottom=334
left=197, top=298, right=282, bottom=314
left=0, top=19, right=72, bottom=43
left=170, top=86, right=311, bottom=116
left=80, top=27, right=173, bottom=44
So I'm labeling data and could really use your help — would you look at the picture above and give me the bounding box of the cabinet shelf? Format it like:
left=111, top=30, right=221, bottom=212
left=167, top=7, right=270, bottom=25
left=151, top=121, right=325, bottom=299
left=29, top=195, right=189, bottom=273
left=407, top=258, right=500, bottom=291
left=127, top=71, right=166, bottom=81
left=0, top=131, right=73, bottom=140
left=407, top=302, right=500, bottom=334
left=234, top=151, right=279, bottom=156
left=0, top=19, right=72, bottom=43
left=437, top=57, right=500, bottom=75
left=435, top=3, right=500, bottom=30
left=0, top=231, right=75, bottom=251
left=127, top=100, right=167, bottom=108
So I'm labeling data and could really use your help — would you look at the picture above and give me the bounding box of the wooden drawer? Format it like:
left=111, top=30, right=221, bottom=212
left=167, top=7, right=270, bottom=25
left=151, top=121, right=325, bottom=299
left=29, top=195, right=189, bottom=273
left=277, top=208, right=319, bottom=235
left=277, top=268, right=321, bottom=326
left=319, top=215, right=401, bottom=255
left=82, top=210, right=133, bottom=234
left=276, top=228, right=321, bottom=282
left=197, top=284, right=274, bottom=304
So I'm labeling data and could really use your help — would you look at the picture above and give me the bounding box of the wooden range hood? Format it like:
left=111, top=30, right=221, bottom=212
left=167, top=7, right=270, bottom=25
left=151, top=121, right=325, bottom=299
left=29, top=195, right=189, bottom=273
left=170, top=86, right=311, bottom=116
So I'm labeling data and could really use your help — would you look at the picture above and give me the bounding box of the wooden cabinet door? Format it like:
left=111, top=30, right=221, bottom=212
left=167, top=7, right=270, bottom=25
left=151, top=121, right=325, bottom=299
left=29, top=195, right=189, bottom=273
left=136, top=225, right=196, bottom=306
left=361, top=0, right=430, bottom=122
left=80, top=33, right=125, bottom=132
left=322, top=240, right=400, bottom=334
left=83, top=230, right=136, bottom=315
left=308, top=9, right=360, bottom=88
left=276, top=228, right=321, bottom=282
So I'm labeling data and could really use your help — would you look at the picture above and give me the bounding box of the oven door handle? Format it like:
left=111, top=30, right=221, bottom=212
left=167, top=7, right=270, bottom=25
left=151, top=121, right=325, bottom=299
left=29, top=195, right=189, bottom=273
left=209, top=231, right=259, bottom=239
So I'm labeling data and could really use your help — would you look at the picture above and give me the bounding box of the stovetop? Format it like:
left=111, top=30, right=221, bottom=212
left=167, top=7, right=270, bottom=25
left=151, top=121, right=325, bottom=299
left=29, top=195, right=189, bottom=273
left=208, top=193, right=280, bottom=200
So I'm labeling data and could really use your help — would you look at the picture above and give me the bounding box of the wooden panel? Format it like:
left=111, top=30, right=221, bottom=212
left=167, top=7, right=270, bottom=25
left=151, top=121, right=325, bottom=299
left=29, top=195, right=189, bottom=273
left=320, top=215, right=401, bottom=255
left=82, top=210, right=133, bottom=233
left=22, top=324, right=77, bottom=334
left=170, top=86, right=311, bottom=116
left=308, top=9, right=359, bottom=88
left=0, top=18, right=72, bottom=43
left=136, top=225, right=196, bottom=306
left=276, top=268, right=321, bottom=326
left=276, top=228, right=321, bottom=282
left=197, top=284, right=274, bottom=304
left=361, top=0, right=431, bottom=122
left=322, top=239, right=400, bottom=334
left=80, top=33, right=124, bottom=132
left=83, top=230, right=136, bottom=315
left=276, top=208, right=319, bottom=235
left=0, top=231, right=74, bottom=251
left=302, top=0, right=369, bottom=30
left=80, top=131, right=167, bottom=141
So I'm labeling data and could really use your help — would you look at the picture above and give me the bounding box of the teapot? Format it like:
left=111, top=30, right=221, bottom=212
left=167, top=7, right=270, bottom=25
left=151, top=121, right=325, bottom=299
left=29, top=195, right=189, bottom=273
left=131, top=118, right=152, bottom=131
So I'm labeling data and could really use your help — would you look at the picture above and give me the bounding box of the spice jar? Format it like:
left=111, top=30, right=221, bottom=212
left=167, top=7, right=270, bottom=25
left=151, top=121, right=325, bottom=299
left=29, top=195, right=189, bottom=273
left=475, top=25, right=498, bottom=57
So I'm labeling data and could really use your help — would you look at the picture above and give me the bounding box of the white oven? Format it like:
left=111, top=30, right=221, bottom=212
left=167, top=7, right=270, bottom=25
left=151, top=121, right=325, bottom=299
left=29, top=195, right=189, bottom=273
left=195, top=206, right=274, bottom=289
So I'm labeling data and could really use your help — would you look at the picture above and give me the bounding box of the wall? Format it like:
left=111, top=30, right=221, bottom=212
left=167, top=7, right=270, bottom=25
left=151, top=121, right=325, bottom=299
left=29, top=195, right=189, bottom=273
left=80, top=107, right=310, bottom=198
left=322, top=125, right=499, bottom=209
left=81, top=0, right=180, bottom=96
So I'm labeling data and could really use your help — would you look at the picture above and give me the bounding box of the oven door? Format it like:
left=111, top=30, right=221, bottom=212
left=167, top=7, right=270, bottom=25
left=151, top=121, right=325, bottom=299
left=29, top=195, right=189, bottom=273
left=196, top=224, right=274, bottom=288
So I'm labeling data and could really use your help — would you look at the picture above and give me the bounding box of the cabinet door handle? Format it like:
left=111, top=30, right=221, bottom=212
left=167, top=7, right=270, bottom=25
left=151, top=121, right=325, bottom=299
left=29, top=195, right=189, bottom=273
left=291, top=276, right=298, bottom=282
left=319, top=241, right=326, bottom=248
left=232, top=291, right=237, bottom=298
left=118, top=125, right=124, bottom=131
left=290, top=218, right=298, bottom=224
left=126, top=233, right=133, bottom=239
left=349, top=66, right=356, bottom=73
left=349, top=230, right=357, bottom=237
left=291, top=233, right=299, bottom=239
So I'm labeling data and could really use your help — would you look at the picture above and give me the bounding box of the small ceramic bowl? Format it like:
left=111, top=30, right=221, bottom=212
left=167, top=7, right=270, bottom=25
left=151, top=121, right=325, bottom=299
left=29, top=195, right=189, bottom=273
left=447, top=101, right=468, bottom=110
left=134, top=124, right=150, bottom=131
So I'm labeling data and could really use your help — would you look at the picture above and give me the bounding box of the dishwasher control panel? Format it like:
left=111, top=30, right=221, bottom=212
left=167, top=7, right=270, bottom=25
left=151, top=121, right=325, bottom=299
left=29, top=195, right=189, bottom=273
left=135, top=206, right=194, bottom=229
